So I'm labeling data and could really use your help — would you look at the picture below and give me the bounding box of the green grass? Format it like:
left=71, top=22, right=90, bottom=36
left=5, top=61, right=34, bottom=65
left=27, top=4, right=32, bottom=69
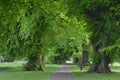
left=70, top=64, right=120, bottom=80
left=0, top=62, right=59, bottom=80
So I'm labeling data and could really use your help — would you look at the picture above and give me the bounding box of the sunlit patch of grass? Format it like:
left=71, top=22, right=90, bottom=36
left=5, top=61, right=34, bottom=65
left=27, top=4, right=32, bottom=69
left=110, top=62, right=120, bottom=72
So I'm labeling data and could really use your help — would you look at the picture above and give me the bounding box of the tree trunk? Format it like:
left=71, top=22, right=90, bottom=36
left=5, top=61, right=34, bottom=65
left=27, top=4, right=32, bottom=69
left=25, top=32, right=44, bottom=71
left=25, top=53, right=44, bottom=71
left=88, top=51, right=111, bottom=73
left=88, top=32, right=111, bottom=73
left=78, top=50, right=89, bottom=70
left=82, top=50, right=90, bottom=66
left=79, top=43, right=90, bottom=69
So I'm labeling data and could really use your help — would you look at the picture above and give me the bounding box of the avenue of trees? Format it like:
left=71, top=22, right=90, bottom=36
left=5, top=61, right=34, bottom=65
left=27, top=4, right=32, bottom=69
left=0, top=0, right=120, bottom=73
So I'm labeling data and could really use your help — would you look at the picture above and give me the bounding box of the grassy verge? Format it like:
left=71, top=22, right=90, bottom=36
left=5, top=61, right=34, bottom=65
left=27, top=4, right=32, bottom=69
left=70, top=64, right=120, bottom=80
left=0, top=62, right=59, bottom=80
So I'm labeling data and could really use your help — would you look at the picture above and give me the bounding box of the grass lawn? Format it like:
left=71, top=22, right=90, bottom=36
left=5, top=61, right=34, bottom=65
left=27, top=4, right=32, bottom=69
left=0, top=62, right=59, bottom=80
left=70, top=64, right=120, bottom=80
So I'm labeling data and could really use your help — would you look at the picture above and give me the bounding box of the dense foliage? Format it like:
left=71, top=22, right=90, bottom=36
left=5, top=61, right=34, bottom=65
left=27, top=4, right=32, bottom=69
left=0, top=0, right=120, bottom=73
left=68, top=0, right=120, bottom=73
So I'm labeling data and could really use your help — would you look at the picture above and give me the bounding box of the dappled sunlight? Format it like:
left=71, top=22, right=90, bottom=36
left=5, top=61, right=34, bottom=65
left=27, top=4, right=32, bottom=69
left=0, top=62, right=25, bottom=72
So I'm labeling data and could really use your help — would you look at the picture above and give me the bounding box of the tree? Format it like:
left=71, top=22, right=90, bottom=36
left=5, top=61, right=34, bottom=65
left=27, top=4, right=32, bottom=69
left=0, top=0, right=68, bottom=71
left=19, top=0, right=67, bottom=71
left=67, top=0, right=120, bottom=73
left=80, top=0, right=120, bottom=73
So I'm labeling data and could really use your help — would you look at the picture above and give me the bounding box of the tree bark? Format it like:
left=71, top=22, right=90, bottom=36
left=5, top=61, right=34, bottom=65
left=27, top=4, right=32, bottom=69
left=78, top=43, right=90, bottom=70
left=78, top=50, right=90, bottom=70
left=82, top=50, right=90, bottom=66
left=25, top=30, right=44, bottom=71
left=25, top=53, right=44, bottom=71
left=88, top=50, right=111, bottom=73
left=88, top=32, right=111, bottom=73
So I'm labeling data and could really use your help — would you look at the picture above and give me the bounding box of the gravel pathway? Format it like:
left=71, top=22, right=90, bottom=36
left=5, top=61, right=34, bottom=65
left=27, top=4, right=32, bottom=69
left=50, top=64, right=73, bottom=80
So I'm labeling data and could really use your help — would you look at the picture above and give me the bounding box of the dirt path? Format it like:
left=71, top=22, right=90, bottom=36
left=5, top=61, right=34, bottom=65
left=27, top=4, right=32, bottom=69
left=50, top=64, right=73, bottom=80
